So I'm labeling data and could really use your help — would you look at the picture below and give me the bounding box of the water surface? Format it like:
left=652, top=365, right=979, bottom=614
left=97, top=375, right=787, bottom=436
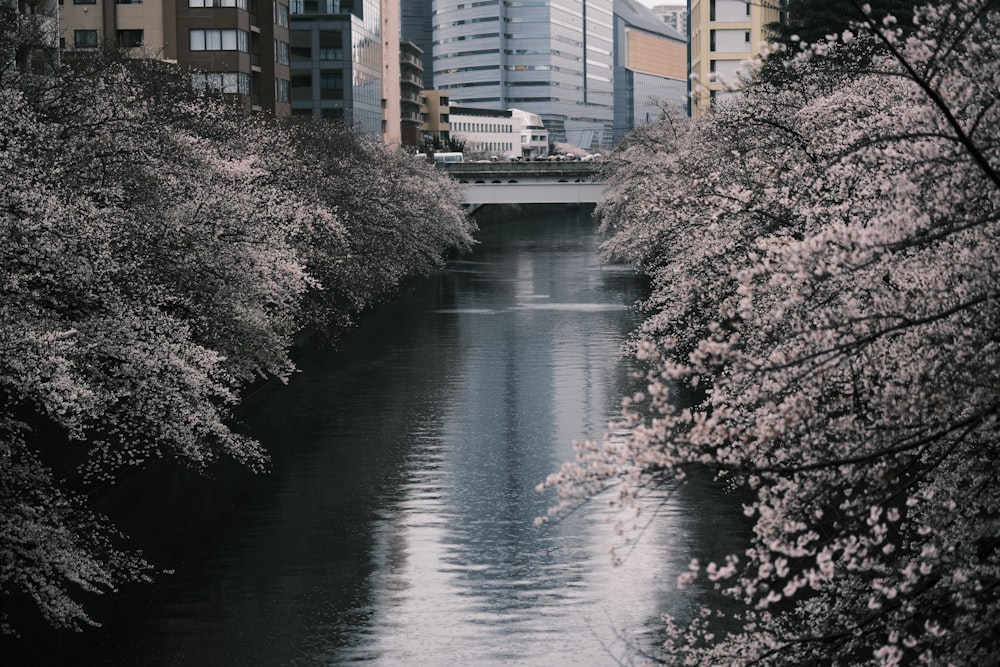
left=12, top=208, right=746, bottom=665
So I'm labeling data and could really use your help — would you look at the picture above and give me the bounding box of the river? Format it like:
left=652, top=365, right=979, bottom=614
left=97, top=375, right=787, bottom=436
left=11, top=206, right=747, bottom=666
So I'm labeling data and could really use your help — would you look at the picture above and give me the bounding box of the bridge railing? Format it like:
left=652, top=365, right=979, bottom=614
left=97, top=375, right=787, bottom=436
left=438, top=161, right=604, bottom=184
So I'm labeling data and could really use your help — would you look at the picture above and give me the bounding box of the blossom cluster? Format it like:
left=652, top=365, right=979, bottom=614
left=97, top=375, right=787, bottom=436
left=542, top=1, right=1000, bottom=663
left=0, top=35, right=474, bottom=633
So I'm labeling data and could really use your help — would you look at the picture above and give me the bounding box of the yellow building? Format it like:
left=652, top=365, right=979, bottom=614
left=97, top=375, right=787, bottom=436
left=688, top=0, right=780, bottom=116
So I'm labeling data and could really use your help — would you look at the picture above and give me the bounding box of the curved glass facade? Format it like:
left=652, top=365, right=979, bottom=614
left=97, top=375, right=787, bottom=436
left=431, top=0, right=614, bottom=148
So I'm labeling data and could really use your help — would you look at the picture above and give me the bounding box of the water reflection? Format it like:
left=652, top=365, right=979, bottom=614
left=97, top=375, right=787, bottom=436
left=10, top=208, right=747, bottom=666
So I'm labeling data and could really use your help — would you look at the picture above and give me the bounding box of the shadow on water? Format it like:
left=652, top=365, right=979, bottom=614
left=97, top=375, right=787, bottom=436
left=3, top=205, right=750, bottom=666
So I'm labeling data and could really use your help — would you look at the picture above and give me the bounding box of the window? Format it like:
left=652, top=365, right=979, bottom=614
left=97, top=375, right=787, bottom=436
left=291, top=30, right=312, bottom=60
left=291, top=74, right=312, bottom=101
left=319, top=30, right=342, bottom=60
left=73, top=0, right=96, bottom=4
left=275, top=40, right=289, bottom=64
left=74, top=30, right=98, bottom=47
left=710, top=0, right=749, bottom=21
left=116, top=0, right=142, bottom=4
left=710, top=59, right=745, bottom=84
left=189, top=0, right=248, bottom=7
left=276, top=78, right=290, bottom=102
left=319, top=72, right=343, bottom=99
left=440, top=113, right=449, bottom=122
left=191, top=72, right=250, bottom=95
left=190, top=29, right=249, bottom=52
left=117, top=29, right=143, bottom=48
left=275, top=3, right=289, bottom=26
left=710, top=28, right=748, bottom=52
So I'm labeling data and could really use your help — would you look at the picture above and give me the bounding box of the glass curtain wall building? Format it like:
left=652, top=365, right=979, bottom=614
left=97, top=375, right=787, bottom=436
left=290, top=0, right=383, bottom=137
left=431, top=0, right=614, bottom=149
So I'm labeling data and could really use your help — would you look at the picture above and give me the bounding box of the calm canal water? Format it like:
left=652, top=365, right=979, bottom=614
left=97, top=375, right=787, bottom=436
left=14, top=206, right=746, bottom=665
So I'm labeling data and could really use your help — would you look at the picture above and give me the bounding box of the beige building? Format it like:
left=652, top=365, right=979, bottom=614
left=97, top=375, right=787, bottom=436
left=419, top=89, right=450, bottom=144
left=59, top=0, right=292, bottom=117
left=688, top=0, right=780, bottom=116
left=379, top=0, right=400, bottom=143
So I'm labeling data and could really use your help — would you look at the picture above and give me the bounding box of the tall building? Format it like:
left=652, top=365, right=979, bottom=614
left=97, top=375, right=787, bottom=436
left=650, top=3, right=686, bottom=35
left=613, top=0, right=686, bottom=142
left=400, top=39, right=424, bottom=145
left=289, top=0, right=384, bottom=136
left=58, top=0, right=292, bottom=117
left=431, top=0, right=615, bottom=150
left=399, top=0, right=432, bottom=84
left=688, top=0, right=780, bottom=116
left=380, top=0, right=402, bottom=143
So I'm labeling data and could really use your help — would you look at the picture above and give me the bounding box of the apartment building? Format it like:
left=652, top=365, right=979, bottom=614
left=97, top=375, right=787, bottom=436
left=688, top=0, right=780, bottom=116
left=400, top=39, right=423, bottom=146
left=59, top=0, right=292, bottom=117
left=399, top=0, right=431, bottom=84
left=613, top=0, right=686, bottom=141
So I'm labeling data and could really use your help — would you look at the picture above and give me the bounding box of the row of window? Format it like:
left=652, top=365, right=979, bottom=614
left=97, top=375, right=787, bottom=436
left=452, top=121, right=514, bottom=133
left=72, top=29, right=142, bottom=48
left=289, top=0, right=353, bottom=14
left=70, top=0, right=290, bottom=16
left=467, top=141, right=515, bottom=152
left=191, top=71, right=250, bottom=95
left=189, top=72, right=292, bottom=104
left=190, top=28, right=250, bottom=52
left=189, top=0, right=248, bottom=9
left=290, top=71, right=344, bottom=100
left=73, top=29, right=292, bottom=58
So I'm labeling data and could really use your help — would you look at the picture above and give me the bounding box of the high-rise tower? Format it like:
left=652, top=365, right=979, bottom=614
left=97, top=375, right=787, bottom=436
left=431, top=0, right=615, bottom=150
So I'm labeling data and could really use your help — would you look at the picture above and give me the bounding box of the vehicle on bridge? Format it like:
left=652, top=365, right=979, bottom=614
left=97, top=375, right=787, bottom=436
left=416, top=151, right=465, bottom=163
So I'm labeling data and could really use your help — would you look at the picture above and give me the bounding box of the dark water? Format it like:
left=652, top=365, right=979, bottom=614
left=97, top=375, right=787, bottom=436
left=9, top=207, right=747, bottom=666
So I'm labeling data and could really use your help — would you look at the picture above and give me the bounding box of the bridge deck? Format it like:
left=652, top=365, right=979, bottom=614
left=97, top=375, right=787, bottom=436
left=439, top=161, right=602, bottom=184
left=439, top=161, right=607, bottom=207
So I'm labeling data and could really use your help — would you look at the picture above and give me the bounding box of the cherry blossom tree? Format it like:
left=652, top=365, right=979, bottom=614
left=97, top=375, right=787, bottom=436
left=542, top=1, right=1000, bottom=663
left=278, top=120, right=475, bottom=339
left=1, top=38, right=471, bottom=633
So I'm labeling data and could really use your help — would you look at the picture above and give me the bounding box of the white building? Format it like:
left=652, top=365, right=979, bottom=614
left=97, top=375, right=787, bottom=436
left=510, top=108, right=548, bottom=159
left=449, top=106, right=520, bottom=159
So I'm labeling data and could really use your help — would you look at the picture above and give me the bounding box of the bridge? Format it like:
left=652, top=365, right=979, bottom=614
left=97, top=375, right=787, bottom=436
left=439, top=162, right=607, bottom=208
